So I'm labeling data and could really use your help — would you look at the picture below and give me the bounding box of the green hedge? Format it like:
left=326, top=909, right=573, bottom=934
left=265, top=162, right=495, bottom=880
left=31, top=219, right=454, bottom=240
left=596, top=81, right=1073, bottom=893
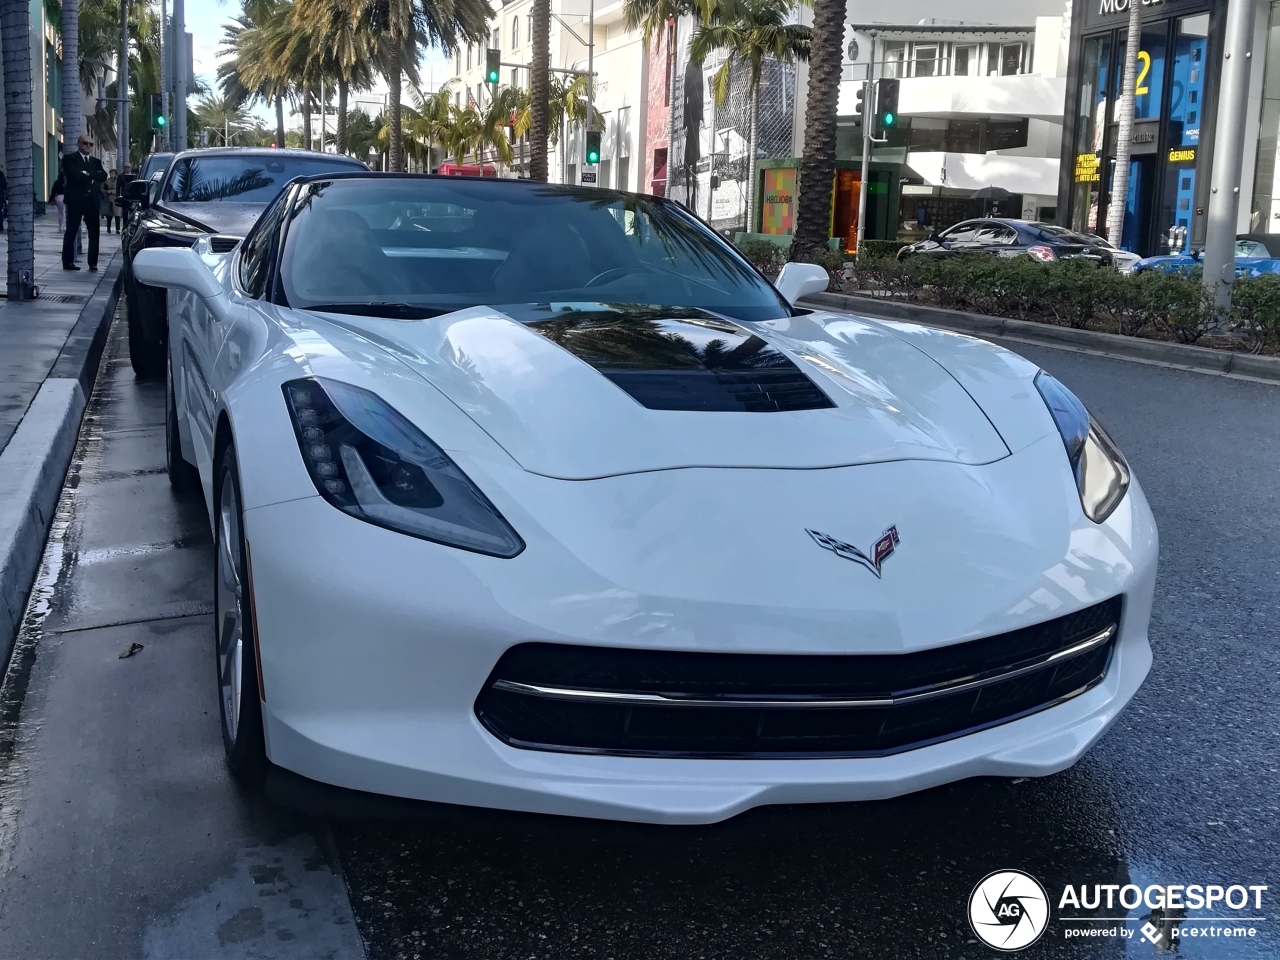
left=842, top=254, right=1275, bottom=347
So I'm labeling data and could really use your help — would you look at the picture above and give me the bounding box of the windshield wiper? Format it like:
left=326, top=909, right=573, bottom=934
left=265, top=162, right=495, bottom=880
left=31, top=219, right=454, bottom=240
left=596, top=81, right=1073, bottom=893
left=302, top=302, right=451, bottom=320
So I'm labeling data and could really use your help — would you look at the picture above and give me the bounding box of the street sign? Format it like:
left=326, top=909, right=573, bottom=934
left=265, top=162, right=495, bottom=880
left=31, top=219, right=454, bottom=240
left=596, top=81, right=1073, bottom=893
left=581, top=171, right=597, bottom=183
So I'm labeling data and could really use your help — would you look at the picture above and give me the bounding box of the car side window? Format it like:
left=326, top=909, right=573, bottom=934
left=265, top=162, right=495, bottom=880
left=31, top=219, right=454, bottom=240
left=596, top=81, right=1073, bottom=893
left=942, top=222, right=979, bottom=243
left=1235, top=240, right=1268, bottom=258
left=239, top=197, right=289, bottom=299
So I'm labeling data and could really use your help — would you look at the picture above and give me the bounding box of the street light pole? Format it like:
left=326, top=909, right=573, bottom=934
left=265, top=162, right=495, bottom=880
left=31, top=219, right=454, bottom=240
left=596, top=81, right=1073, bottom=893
left=173, top=0, right=186, bottom=150
left=117, top=0, right=129, bottom=171
left=586, top=0, right=595, bottom=183
left=1202, top=0, right=1258, bottom=311
left=855, top=31, right=878, bottom=256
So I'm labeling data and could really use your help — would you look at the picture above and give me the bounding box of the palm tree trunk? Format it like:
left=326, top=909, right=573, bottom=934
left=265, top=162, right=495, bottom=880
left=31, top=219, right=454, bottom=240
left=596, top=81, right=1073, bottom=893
left=275, top=95, right=286, bottom=149
left=1106, top=0, right=1142, bottom=247
left=337, top=77, right=349, bottom=155
left=529, top=0, right=550, bottom=182
left=302, top=90, right=312, bottom=150
left=3, top=0, right=35, bottom=300
left=61, top=0, right=81, bottom=150
left=791, top=0, right=847, bottom=259
left=388, top=43, right=403, bottom=172
left=745, top=86, right=758, bottom=233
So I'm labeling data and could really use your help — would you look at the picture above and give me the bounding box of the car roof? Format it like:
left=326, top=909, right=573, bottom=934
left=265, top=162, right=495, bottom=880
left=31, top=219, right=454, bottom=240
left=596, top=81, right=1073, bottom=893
left=284, top=170, right=661, bottom=198
left=170, top=146, right=366, bottom=165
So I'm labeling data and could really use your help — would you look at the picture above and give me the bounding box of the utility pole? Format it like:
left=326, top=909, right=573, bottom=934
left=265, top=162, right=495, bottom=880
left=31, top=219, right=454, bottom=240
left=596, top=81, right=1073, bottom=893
left=1203, top=0, right=1258, bottom=311
left=586, top=0, right=595, bottom=182
left=118, top=0, right=129, bottom=171
left=173, top=0, right=186, bottom=151
left=855, top=31, right=878, bottom=255
left=320, top=77, right=326, bottom=151
left=160, top=0, right=168, bottom=150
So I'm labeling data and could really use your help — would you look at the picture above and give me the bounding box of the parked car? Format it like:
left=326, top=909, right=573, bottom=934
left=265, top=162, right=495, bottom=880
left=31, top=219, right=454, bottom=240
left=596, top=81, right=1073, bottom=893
left=138, top=151, right=175, bottom=183
left=130, top=173, right=1155, bottom=822
left=1083, top=234, right=1142, bottom=273
left=1132, top=233, right=1280, bottom=278
left=121, top=147, right=367, bottom=378
left=897, top=218, right=1114, bottom=266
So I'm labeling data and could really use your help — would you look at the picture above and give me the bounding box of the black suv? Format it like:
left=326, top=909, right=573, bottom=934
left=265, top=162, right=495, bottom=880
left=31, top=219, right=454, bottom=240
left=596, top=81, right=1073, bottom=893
left=896, top=218, right=1114, bottom=267
left=121, top=147, right=367, bottom=377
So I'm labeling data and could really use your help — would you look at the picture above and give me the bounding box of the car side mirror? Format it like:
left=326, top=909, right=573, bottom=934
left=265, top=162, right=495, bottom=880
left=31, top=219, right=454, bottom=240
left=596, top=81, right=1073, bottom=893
left=124, top=179, right=150, bottom=208
left=775, top=262, right=830, bottom=305
left=133, top=247, right=230, bottom=322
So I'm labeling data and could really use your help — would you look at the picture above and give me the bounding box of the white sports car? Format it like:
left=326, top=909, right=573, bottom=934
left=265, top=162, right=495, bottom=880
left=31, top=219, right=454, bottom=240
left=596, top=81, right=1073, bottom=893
left=133, top=173, right=1157, bottom=825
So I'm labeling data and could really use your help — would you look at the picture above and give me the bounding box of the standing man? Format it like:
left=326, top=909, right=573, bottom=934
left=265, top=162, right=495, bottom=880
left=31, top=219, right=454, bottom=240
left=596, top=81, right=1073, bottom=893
left=62, top=134, right=107, bottom=272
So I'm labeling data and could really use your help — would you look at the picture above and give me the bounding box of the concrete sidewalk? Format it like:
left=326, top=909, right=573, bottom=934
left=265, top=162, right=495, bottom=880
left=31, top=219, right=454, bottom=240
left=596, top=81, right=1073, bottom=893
left=0, top=213, right=124, bottom=661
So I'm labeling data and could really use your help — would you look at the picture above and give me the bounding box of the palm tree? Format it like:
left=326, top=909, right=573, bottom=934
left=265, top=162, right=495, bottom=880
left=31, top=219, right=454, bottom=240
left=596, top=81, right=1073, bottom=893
left=362, top=0, right=490, bottom=172
left=2, top=0, right=35, bottom=299
left=194, top=93, right=255, bottom=145
left=790, top=0, right=845, bottom=259
left=292, top=0, right=378, bottom=153
left=688, top=0, right=809, bottom=231
left=528, top=0, right=549, bottom=181
left=62, top=0, right=82, bottom=152
left=1106, top=0, right=1142, bottom=247
left=545, top=73, right=601, bottom=183
left=408, top=80, right=456, bottom=171
left=219, top=0, right=294, bottom=149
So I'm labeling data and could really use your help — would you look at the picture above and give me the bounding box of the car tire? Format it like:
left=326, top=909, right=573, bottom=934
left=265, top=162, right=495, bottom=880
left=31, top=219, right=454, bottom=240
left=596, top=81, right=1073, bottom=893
left=126, top=281, right=165, bottom=379
left=214, top=445, right=268, bottom=787
left=165, top=357, right=200, bottom=496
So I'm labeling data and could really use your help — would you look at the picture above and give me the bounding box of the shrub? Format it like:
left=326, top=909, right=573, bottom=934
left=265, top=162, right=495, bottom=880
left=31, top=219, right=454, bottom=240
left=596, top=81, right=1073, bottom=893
left=858, top=239, right=906, bottom=260
left=735, top=238, right=787, bottom=278
left=1231, top=274, right=1280, bottom=352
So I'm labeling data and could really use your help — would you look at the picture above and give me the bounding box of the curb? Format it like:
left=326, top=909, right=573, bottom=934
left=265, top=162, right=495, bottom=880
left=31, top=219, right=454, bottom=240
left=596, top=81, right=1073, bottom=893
left=802, top=291, right=1280, bottom=384
left=0, top=256, right=123, bottom=663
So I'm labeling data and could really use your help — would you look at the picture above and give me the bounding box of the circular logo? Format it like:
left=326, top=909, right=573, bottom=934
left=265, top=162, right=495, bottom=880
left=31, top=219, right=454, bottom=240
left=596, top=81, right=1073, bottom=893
left=968, top=870, right=1049, bottom=952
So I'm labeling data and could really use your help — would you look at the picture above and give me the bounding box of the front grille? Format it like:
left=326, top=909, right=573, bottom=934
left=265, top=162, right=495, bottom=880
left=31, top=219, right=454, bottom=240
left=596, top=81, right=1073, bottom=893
left=474, top=598, right=1122, bottom=759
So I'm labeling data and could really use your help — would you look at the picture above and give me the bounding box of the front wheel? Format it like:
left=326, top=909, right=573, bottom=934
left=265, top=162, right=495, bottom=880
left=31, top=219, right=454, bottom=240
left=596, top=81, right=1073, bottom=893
left=214, top=446, right=267, bottom=786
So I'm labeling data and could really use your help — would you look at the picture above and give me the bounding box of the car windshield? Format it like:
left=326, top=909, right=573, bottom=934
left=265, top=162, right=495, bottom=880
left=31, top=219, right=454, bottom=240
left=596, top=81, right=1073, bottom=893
left=163, top=155, right=361, bottom=203
left=277, top=178, right=791, bottom=321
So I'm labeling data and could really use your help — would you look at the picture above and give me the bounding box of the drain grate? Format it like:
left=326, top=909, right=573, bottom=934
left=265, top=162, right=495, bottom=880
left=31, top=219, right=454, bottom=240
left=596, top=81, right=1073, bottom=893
left=39, top=294, right=88, bottom=304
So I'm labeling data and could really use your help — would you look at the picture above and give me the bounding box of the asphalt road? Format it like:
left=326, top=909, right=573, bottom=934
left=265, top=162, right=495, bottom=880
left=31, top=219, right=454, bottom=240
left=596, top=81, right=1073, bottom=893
left=1, top=317, right=1277, bottom=960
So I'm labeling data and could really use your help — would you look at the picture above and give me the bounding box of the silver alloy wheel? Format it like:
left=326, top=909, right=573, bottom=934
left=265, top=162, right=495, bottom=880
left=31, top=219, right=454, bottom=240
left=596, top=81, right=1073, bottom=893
left=216, top=473, right=245, bottom=744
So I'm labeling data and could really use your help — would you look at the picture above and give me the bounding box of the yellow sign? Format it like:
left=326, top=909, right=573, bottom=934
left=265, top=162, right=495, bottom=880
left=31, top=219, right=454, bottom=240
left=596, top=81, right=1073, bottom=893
left=1169, top=148, right=1196, bottom=163
left=1074, top=153, right=1101, bottom=183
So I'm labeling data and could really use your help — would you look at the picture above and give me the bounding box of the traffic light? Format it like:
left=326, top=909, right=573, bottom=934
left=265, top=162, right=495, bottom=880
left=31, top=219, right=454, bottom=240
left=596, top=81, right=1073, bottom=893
left=150, top=92, right=166, bottom=129
left=871, top=78, right=899, bottom=141
left=485, top=48, right=501, bottom=85
left=585, top=130, right=601, bottom=165
left=852, top=82, right=866, bottom=127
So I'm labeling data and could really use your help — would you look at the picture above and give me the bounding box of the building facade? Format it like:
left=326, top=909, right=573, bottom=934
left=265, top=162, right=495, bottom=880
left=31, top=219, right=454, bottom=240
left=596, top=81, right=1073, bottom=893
left=448, top=0, right=650, bottom=189
left=1057, top=0, right=1280, bottom=256
left=0, top=0, right=66, bottom=204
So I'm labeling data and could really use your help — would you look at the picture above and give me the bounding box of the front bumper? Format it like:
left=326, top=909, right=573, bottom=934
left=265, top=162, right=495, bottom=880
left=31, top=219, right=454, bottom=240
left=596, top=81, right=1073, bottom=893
left=242, top=457, right=1158, bottom=825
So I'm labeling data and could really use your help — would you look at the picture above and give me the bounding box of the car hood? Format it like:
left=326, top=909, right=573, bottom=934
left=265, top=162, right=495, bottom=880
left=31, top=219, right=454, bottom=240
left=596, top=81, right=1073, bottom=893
left=156, top=202, right=264, bottom=237
left=301, top=303, right=1010, bottom=480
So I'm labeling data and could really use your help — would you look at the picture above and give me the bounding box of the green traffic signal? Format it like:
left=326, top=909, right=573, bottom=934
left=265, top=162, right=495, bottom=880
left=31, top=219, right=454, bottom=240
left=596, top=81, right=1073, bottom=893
left=156, top=115, right=167, bottom=127
left=585, top=130, right=601, bottom=165
left=883, top=113, right=894, bottom=126
left=485, top=49, right=501, bottom=85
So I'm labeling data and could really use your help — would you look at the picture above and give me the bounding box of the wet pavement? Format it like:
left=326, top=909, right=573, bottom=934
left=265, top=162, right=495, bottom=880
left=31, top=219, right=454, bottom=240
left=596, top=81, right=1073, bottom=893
left=0, top=315, right=1277, bottom=959
left=0, top=314, right=362, bottom=959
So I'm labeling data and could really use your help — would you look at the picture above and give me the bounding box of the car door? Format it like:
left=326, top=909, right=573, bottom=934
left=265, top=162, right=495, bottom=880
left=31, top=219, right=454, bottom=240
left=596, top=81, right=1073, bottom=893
left=970, top=221, right=1018, bottom=255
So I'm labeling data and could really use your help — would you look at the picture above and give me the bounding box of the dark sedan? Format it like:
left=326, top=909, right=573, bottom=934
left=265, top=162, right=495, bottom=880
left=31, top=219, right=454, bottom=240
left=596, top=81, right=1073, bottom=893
left=122, top=147, right=366, bottom=377
left=896, top=219, right=1114, bottom=266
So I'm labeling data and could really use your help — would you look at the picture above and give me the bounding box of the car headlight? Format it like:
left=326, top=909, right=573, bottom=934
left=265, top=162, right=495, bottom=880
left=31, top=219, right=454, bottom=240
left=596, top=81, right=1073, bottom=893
left=1034, top=372, right=1131, bottom=524
left=282, top=378, right=525, bottom=558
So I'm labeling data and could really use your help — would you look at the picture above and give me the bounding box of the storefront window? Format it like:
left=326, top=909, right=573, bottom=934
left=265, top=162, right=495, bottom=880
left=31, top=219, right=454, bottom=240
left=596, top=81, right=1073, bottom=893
left=1251, top=5, right=1280, bottom=232
left=1071, top=35, right=1111, bottom=234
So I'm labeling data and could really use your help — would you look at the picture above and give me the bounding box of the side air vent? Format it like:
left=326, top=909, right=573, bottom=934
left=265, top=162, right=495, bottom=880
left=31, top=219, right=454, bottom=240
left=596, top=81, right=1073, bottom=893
left=209, top=236, right=240, bottom=253
left=527, top=309, right=834, bottom=412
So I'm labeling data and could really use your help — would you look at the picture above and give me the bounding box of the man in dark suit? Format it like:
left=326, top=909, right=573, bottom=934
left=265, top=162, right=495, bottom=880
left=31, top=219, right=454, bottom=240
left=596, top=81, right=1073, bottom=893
left=62, top=134, right=107, bottom=271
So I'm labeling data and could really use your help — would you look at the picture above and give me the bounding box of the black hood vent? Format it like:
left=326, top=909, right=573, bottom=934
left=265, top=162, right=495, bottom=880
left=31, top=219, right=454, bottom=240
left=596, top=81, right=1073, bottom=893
left=526, top=308, right=834, bottom=412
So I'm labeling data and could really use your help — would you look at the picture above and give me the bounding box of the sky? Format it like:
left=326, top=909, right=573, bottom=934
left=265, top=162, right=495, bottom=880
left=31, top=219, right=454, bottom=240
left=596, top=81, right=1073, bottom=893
left=188, top=0, right=451, bottom=126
